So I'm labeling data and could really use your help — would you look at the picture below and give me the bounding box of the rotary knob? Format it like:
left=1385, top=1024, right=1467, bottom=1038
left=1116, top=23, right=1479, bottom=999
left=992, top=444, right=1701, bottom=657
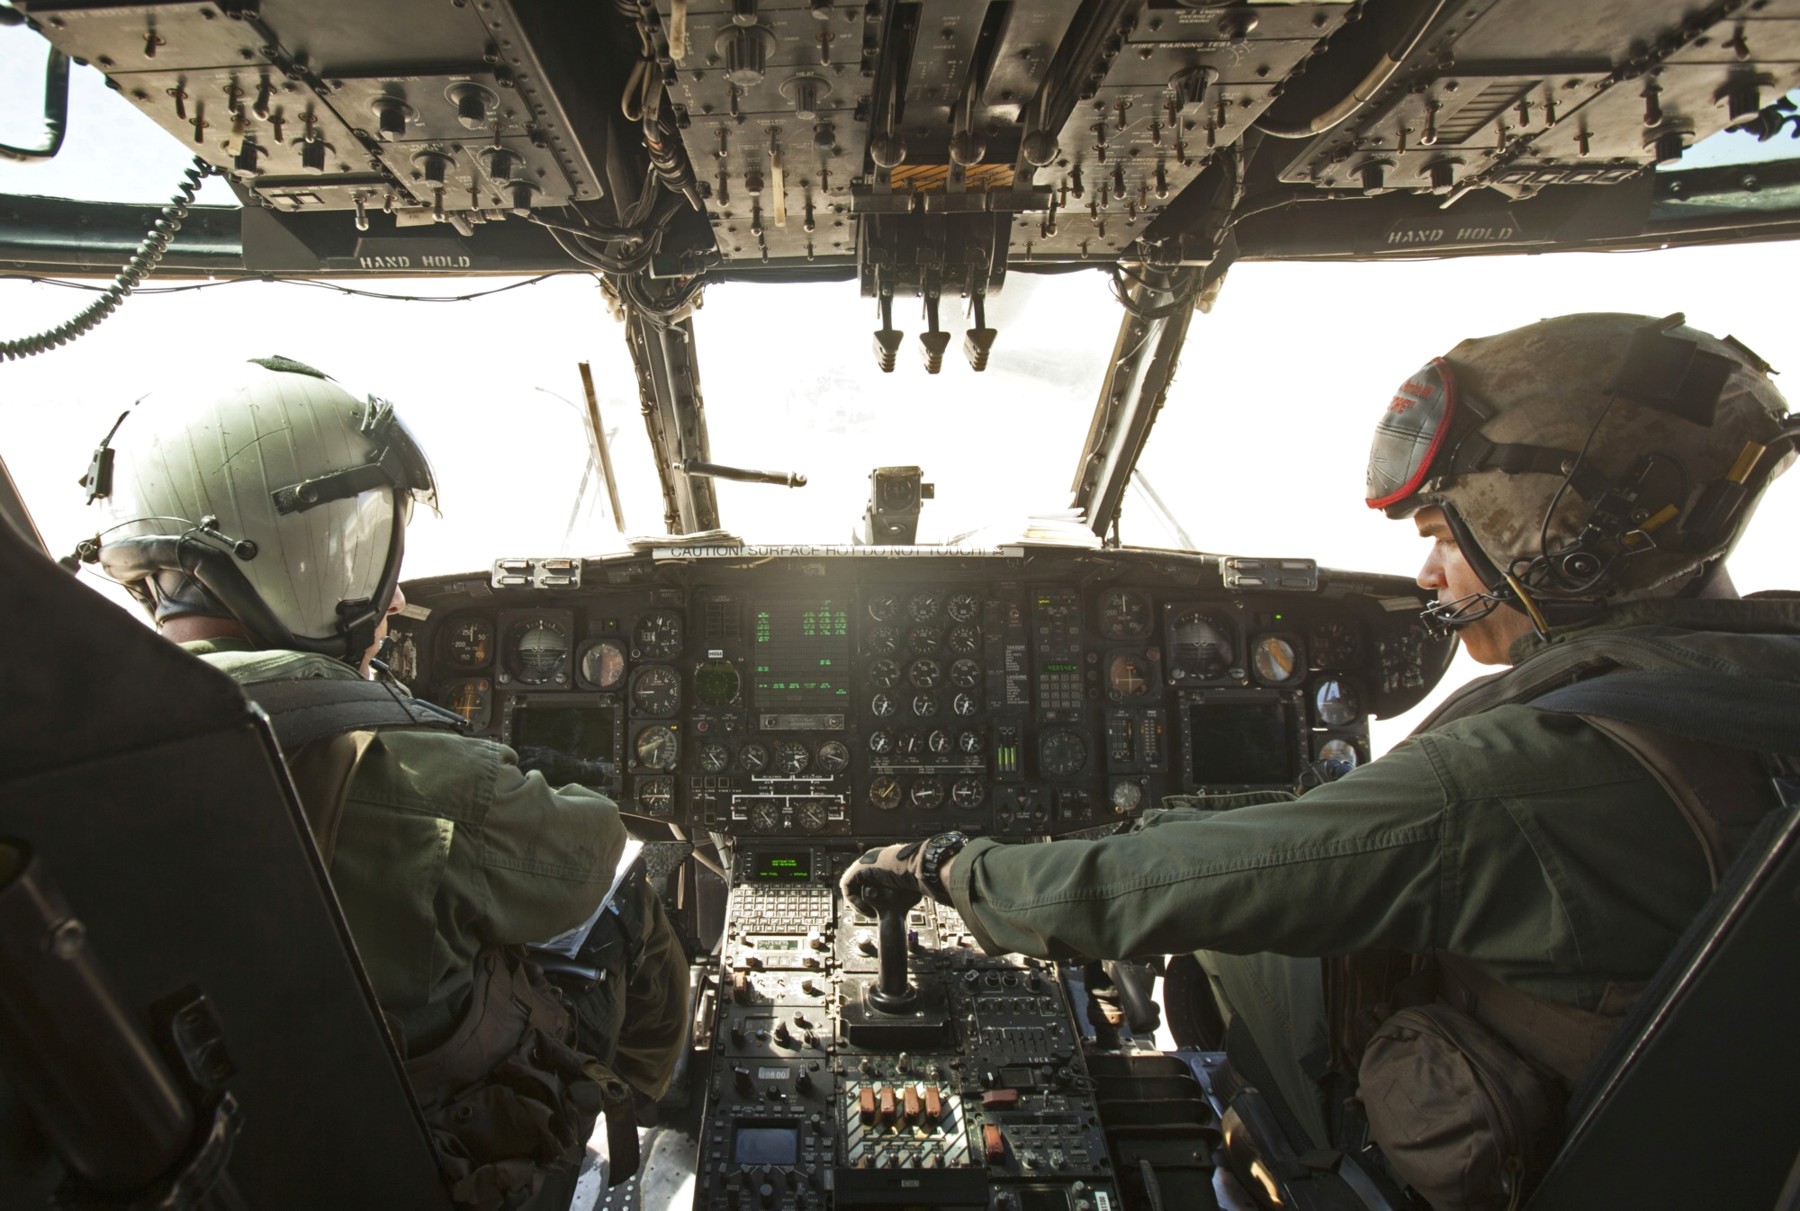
left=717, top=24, right=776, bottom=87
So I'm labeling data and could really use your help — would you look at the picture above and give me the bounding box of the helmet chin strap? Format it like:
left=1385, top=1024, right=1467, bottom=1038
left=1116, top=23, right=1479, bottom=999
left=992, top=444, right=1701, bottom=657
left=1424, top=504, right=1559, bottom=640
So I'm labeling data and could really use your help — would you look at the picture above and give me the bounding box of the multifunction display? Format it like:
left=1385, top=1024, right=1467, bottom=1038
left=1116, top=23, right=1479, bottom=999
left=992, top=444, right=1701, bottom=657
left=753, top=851, right=814, bottom=881
left=754, top=598, right=851, bottom=721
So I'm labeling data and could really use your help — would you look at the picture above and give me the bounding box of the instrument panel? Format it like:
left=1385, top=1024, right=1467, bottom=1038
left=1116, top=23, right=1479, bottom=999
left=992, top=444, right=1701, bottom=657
left=393, top=549, right=1453, bottom=840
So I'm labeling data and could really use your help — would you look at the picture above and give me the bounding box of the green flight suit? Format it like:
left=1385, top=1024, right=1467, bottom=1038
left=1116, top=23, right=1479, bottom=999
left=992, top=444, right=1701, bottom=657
left=183, top=639, right=628, bottom=1051
left=944, top=598, right=1800, bottom=1146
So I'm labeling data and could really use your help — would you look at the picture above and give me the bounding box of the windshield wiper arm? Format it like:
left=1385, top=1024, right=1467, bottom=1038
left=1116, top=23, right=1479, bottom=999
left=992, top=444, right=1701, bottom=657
left=680, top=460, right=807, bottom=489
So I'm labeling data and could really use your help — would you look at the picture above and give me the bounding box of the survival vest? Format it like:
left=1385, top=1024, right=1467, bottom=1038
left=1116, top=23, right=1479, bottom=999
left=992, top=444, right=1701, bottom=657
left=242, top=674, right=640, bottom=1209
left=1326, top=635, right=1800, bottom=1210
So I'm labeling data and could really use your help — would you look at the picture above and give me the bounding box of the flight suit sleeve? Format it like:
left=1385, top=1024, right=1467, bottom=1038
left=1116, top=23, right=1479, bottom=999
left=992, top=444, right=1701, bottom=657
left=944, top=736, right=1458, bottom=962
left=474, top=749, right=630, bottom=945
left=337, top=730, right=628, bottom=1010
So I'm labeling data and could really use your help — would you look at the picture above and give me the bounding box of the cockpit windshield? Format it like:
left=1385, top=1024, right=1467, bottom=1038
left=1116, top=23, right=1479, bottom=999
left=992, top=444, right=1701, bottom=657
left=690, top=272, right=1112, bottom=545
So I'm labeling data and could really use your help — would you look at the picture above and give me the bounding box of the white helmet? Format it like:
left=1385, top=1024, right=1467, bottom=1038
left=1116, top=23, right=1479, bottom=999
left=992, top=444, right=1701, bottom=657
left=88, top=356, right=437, bottom=664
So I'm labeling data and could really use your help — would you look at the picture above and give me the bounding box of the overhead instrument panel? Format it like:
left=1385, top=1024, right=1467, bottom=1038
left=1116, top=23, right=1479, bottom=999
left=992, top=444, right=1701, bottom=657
left=397, top=549, right=1453, bottom=840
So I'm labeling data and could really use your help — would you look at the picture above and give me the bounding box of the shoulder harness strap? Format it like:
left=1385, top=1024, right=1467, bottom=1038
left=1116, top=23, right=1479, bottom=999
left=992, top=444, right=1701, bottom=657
left=1531, top=668, right=1800, bottom=881
left=247, top=675, right=468, bottom=751
left=242, top=676, right=466, bottom=867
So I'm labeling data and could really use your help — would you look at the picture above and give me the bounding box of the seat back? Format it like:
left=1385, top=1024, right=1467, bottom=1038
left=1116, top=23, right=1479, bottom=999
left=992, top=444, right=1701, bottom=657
left=1528, top=793, right=1800, bottom=1209
left=0, top=517, right=449, bottom=1207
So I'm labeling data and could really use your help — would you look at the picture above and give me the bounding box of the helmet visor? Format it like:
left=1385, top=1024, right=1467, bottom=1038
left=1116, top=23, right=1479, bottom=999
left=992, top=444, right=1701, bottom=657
left=1366, top=358, right=1458, bottom=513
left=364, top=397, right=440, bottom=518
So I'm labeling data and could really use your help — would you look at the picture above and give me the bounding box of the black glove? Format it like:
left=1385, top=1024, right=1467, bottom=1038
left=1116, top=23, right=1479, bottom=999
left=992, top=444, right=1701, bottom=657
left=838, top=840, right=929, bottom=918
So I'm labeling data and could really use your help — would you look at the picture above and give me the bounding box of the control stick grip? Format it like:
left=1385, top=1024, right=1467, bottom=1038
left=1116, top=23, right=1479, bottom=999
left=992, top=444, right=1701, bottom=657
left=859, top=887, right=919, bottom=1013
left=877, top=901, right=910, bottom=1003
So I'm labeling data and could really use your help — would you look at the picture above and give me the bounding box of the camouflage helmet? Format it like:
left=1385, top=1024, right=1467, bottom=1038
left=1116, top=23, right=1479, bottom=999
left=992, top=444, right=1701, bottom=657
left=1367, top=312, right=1793, bottom=621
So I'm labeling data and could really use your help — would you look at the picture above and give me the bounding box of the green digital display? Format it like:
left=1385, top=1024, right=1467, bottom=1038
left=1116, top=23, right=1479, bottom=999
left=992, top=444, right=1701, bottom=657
left=752, top=599, right=851, bottom=713
left=754, top=851, right=811, bottom=880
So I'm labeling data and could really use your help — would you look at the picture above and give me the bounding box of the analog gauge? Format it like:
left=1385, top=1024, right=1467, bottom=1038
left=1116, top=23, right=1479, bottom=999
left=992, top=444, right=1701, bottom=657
left=1038, top=728, right=1087, bottom=778
left=908, top=658, right=941, bottom=688
left=796, top=801, right=830, bottom=832
left=698, top=741, right=733, bottom=773
left=738, top=741, right=769, bottom=773
left=949, top=658, right=981, bottom=689
left=1310, top=620, right=1362, bottom=669
left=1317, top=737, right=1360, bottom=771
left=947, top=592, right=979, bottom=623
left=1169, top=609, right=1236, bottom=682
left=1313, top=677, right=1361, bottom=727
left=576, top=638, right=626, bottom=690
left=867, top=594, right=899, bottom=623
left=908, top=625, right=942, bottom=654
left=870, top=692, right=898, bottom=718
left=508, top=617, right=570, bottom=685
left=1099, top=589, right=1152, bottom=640
left=442, top=678, right=492, bottom=729
left=633, top=610, right=683, bottom=660
left=636, top=776, right=674, bottom=815
left=749, top=800, right=782, bottom=832
left=911, top=692, right=939, bottom=718
left=926, top=728, right=952, bottom=756
left=952, top=691, right=979, bottom=717
left=630, top=664, right=681, bottom=717
left=693, top=658, right=740, bottom=707
left=869, top=775, right=902, bottom=810
left=1107, top=652, right=1153, bottom=699
left=1252, top=635, right=1303, bottom=686
left=867, top=657, right=902, bottom=690
left=951, top=777, right=984, bottom=808
left=947, top=625, right=981, bottom=655
left=895, top=729, right=924, bottom=759
left=773, top=740, right=811, bottom=776
left=816, top=740, right=851, bottom=773
left=1111, top=780, right=1145, bottom=815
left=868, top=729, right=895, bottom=756
left=865, top=627, right=899, bottom=656
left=634, top=725, right=678, bottom=771
left=908, top=592, right=942, bottom=622
left=910, top=777, right=945, bottom=810
left=446, top=617, right=494, bottom=669
left=957, top=729, right=984, bottom=757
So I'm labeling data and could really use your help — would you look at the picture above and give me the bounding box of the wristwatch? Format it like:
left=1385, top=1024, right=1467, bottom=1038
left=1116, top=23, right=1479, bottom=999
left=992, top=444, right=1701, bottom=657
left=919, top=831, right=969, bottom=906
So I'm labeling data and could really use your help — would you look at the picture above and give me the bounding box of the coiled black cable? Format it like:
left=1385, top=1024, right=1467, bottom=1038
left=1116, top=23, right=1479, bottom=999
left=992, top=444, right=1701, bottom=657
left=1, top=156, right=212, bottom=362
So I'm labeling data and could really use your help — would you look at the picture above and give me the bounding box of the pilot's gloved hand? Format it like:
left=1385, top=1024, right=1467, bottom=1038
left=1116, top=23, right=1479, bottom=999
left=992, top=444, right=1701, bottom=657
left=838, top=841, right=929, bottom=918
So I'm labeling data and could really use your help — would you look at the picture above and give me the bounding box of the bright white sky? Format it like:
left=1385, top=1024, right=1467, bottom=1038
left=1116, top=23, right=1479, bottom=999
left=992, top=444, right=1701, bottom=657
left=2, top=27, right=1796, bottom=757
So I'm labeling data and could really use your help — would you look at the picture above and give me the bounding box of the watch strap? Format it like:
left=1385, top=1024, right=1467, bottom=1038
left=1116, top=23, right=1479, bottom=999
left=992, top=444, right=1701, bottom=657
left=920, top=831, right=968, bottom=906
